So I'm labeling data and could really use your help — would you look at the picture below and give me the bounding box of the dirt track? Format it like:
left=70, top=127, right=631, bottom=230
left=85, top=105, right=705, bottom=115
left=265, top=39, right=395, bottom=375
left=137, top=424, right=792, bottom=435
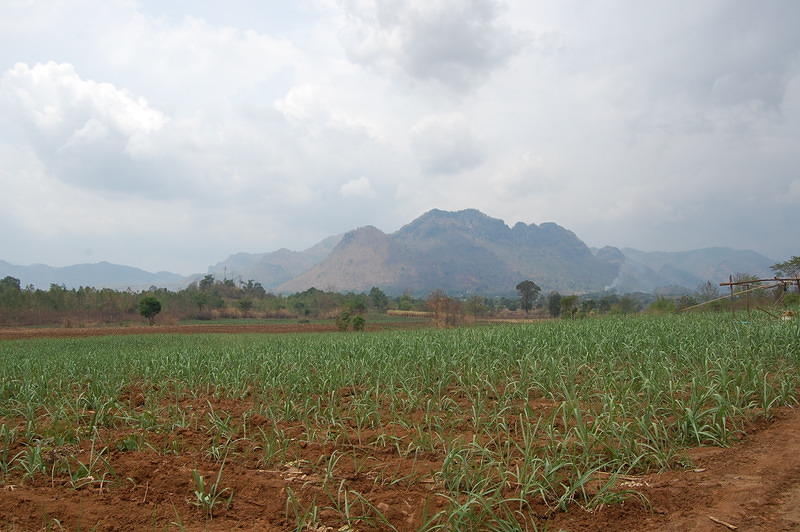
left=550, top=406, right=800, bottom=531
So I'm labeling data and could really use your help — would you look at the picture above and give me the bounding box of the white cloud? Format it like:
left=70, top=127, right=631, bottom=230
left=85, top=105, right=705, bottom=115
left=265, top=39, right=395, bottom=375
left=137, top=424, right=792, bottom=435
left=0, top=0, right=798, bottom=272
left=274, top=83, right=379, bottom=139
left=0, top=62, right=176, bottom=195
left=2, top=62, right=166, bottom=137
left=336, top=0, right=524, bottom=89
left=339, top=176, right=375, bottom=198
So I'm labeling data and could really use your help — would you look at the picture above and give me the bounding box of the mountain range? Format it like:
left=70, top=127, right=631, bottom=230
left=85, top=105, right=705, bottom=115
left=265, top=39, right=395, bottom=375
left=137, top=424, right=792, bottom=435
left=1, top=209, right=776, bottom=295
left=0, top=259, right=187, bottom=291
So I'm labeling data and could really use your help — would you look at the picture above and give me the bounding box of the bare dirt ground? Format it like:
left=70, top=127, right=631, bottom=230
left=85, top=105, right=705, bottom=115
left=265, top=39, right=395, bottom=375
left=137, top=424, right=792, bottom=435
left=1, top=403, right=800, bottom=530
left=549, top=407, right=800, bottom=531
left=0, top=321, right=426, bottom=341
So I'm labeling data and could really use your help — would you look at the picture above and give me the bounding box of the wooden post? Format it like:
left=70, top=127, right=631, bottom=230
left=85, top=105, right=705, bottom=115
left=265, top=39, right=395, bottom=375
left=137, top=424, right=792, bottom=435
left=730, top=275, right=735, bottom=318
left=746, top=282, right=751, bottom=318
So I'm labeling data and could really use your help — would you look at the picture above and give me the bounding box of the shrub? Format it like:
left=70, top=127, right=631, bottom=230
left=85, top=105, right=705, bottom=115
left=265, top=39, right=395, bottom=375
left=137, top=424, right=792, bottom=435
left=351, top=315, right=365, bottom=331
left=335, top=311, right=351, bottom=332
left=784, top=292, right=800, bottom=307
left=648, top=297, right=677, bottom=314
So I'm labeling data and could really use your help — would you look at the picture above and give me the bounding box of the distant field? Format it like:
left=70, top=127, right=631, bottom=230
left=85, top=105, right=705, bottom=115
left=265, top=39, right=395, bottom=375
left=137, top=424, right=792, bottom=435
left=0, top=314, right=429, bottom=341
left=0, top=315, right=798, bottom=530
left=179, top=313, right=430, bottom=326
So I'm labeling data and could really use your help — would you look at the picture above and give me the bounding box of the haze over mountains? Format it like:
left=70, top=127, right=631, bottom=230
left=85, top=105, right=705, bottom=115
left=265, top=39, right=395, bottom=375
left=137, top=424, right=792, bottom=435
left=0, top=260, right=187, bottom=291
left=277, top=209, right=619, bottom=294
left=207, top=235, right=343, bottom=290
left=1, top=209, right=775, bottom=295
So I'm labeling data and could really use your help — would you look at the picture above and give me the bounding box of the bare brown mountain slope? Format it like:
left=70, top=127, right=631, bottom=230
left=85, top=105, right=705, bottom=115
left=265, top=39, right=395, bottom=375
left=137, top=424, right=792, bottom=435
left=208, top=234, right=343, bottom=289
left=211, top=208, right=774, bottom=296
left=277, top=209, right=620, bottom=295
left=277, top=225, right=409, bottom=293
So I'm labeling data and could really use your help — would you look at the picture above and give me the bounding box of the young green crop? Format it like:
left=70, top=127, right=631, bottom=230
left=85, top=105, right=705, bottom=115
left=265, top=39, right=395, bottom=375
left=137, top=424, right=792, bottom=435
left=0, top=313, right=797, bottom=529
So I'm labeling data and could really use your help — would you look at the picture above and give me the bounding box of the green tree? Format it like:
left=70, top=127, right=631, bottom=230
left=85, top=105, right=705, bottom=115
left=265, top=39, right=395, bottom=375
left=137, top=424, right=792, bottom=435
left=242, top=280, right=266, bottom=298
left=617, top=296, right=640, bottom=314
left=368, top=287, right=389, bottom=311
left=346, top=294, right=367, bottom=314
left=560, top=295, right=578, bottom=318
left=0, top=276, right=21, bottom=292
left=772, top=256, right=800, bottom=278
left=580, top=299, right=596, bottom=314
left=397, top=293, right=414, bottom=311
left=464, top=295, right=488, bottom=317
left=192, top=290, right=208, bottom=312
left=648, top=297, right=676, bottom=314
left=0, top=276, right=23, bottom=309
left=336, top=311, right=351, bottom=331
left=199, top=274, right=215, bottom=291
left=547, top=292, right=561, bottom=318
left=138, top=296, right=162, bottom=325
left=238, top=299, right=253, bottom=315
left=515, top=280, right=541, bottom=315
left=499, top=297, right=519, bottom=311
left=351, top=315, right=365, bottom=331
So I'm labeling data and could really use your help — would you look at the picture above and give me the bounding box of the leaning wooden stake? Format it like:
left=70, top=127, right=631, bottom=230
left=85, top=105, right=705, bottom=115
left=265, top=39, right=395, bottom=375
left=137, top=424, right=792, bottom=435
left=708, top=515, right=738, bottom=530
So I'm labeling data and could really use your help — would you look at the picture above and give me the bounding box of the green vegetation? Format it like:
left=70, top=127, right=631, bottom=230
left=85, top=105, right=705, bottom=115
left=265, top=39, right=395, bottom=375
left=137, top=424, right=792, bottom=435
left=772, top=256, right=800, bottom=278
left=138, top=296, right=162, bottom=325
left=190, top=462, right=233, bottom=518
left=0, top=275, right=429, bottom=327
left=548, top=291, right=561, bottom=317
left=335, top=311, right=352, bottom=331
left=0, top=314, right=798, bottom=528
left=515, top=280, right=540, bottom=315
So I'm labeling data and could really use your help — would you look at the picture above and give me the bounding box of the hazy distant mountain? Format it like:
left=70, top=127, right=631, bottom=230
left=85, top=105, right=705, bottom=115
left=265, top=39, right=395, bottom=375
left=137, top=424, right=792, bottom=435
left=605, top=247, right=775, bottom=293
left=208, top=234, right=343, bottom=289
left=0, top=260, right=189, bottom=290
left=277, top=209, right=620, bottom=295
left=2, top=210, right=774, bottom=295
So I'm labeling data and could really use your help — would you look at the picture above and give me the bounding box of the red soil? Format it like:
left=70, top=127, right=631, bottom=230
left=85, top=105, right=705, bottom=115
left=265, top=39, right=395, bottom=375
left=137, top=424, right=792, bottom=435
left=0, top=321, right=425, bottom=341
left=1, top=403, right=800, bottom=530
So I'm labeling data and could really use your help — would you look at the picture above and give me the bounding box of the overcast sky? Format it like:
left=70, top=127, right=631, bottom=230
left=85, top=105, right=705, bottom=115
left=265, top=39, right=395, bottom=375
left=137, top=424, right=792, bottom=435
left=1, top=0, right=798, bottom=274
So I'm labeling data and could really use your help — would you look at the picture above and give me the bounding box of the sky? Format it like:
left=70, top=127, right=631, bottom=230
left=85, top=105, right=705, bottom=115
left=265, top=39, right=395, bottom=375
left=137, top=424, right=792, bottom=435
left=1, top=0, right=798, bottom=275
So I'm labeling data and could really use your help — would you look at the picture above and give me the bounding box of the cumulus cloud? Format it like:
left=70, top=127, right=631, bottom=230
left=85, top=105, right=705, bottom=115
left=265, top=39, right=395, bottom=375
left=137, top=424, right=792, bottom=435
left=0, top=62, right=181, bottom=196
left=337, top=0, right=523, bottom=89
left=1, top=62, right=166, bottom=140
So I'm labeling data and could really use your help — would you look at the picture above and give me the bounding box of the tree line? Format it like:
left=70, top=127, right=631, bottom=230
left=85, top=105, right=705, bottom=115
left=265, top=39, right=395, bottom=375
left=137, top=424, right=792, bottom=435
left=2, top=258, right=796, bottom=327
left=0, top=275, right=429, bottom=327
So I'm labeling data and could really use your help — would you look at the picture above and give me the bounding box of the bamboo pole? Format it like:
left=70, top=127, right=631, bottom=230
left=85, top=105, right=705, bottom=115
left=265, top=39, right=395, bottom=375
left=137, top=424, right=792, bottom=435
left=729, top=275, right=734, bottom=318
left=719, top=277, right=800, bottom=286
left=679, top=282, right=782, bottom=313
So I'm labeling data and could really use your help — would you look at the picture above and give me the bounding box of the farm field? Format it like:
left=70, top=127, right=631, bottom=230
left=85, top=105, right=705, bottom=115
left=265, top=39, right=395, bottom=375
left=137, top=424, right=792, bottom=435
left=0, top=315, right=799, bottom=531
left=0, top=318, right=427, bottom=341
